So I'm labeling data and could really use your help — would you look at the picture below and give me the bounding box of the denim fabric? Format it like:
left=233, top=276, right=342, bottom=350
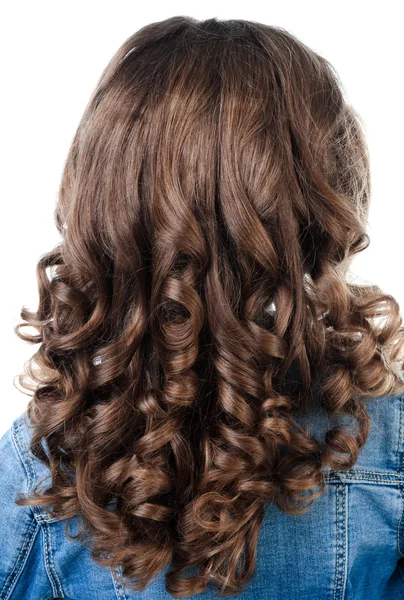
left=1, top=392, right=404, bottom=600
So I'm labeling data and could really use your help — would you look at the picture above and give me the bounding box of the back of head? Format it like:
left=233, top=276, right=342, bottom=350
left=14, top=15, right=404, bottom=598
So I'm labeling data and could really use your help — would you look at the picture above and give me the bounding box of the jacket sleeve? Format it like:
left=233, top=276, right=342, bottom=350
left=0, top=420, right=54, bottom=600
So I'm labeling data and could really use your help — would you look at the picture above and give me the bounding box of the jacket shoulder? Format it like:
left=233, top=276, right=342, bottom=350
left=0, top=415, right=55, bottom=599
left=0, top=412, right=52, bottom=519
left=0, top=414, right=123, bottom=599
left=0, top=414, right=31, bottom=499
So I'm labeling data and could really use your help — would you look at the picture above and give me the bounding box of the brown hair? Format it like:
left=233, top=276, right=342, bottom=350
left=13, top=15, right=404, bottom=597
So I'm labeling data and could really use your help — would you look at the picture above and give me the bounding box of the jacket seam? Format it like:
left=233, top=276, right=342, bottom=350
left=326, top=478, right=401, bottom=486
left=327, top=469, right=404, bottom=477
left=0, top=516, right=39, bottom=600
left=41, top=523, right=65, bottom=598
left=397, top=393, right=404, bottom=557
left=397, top=393, right=404, bottom=473
left=398, top=483, right=404, bottom=557
left=110, top=565, right=128, bottom=600
left=324, top=469, right=404, bottom=484
left=333, top=483, right=348, bottom=600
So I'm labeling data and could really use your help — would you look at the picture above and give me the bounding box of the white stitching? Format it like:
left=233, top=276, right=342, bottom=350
left=398, top=484, right=404, bottom=557
left=396, top=394, right=404, bottom=556
left=333, top=484, right=340, bottom=600
left=326, top=477, right=402, bottom=485
left=324, top=468, right=404, bottom=484
left=333, top=484, right=348, bottom=600
left=43, top=522, right=65, bottom=597
left=397, top=393, right=404, bottom=472
left=42, top=522, right=58, bottom=596
left=110, top=565, right=128, bottom=600
left=341, top=484, right=348, bottom=599
left=325, top=469, right=404, bottom=477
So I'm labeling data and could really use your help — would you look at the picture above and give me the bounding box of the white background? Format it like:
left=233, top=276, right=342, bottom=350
left=0, top=1, right=402, bottom=437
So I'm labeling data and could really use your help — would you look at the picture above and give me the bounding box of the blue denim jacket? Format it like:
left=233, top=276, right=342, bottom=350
left=1, top=392, right=404, bottom=600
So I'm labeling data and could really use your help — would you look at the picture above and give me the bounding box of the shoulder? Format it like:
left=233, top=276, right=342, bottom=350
left=0, top=415, right=43, bottom=598
left=0, top=413, right=129, bottom=600
left=0, top=413, right=57, bottom=599
left=0, top=413, right=30, bottom=494
left=0, top=410, right=52, bottom=519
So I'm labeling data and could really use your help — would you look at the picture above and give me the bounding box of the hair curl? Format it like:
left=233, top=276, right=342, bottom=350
left=13, top=15, right=404, bottom=598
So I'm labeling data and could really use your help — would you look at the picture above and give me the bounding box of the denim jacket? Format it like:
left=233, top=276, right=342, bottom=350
left=1, top=392, right=404, bottom=600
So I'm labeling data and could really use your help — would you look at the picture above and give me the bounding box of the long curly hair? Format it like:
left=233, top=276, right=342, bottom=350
left=13, top=15, right=404, bottom=598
